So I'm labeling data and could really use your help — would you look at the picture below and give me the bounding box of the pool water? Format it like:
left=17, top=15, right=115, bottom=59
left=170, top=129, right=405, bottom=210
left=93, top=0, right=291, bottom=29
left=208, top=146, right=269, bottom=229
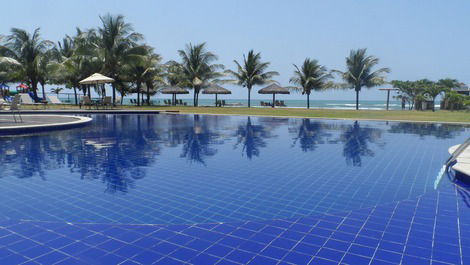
left=0, top=114, right=468, bottom=225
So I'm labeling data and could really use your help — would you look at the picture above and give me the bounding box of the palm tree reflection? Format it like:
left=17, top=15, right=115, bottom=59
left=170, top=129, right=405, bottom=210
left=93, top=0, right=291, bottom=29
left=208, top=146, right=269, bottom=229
left=235, top=117, right=270, bottom=159
left=340, top=121, right=382, bottom=167
left=180, top=115, right=217, bottom=165
left=291, top=119, right=330, bottom=152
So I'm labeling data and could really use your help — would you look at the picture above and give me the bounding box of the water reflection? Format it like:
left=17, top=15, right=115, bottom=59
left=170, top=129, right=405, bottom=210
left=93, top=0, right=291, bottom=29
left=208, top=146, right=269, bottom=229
left=180, top=115, right=218, bottom=165
left=0, top=115, right=467, bottom=194
left=340, top=121, right=383, bottom=167
left=388, top=123, right=465, bottom=139
left=290, top=119, right=330, bottom=152
left=234, top=117, right=271, bottom=159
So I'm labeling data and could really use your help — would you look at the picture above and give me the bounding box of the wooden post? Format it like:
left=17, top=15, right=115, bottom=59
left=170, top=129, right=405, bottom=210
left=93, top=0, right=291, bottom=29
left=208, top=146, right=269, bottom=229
left=386, top=90, right=390, bottom=110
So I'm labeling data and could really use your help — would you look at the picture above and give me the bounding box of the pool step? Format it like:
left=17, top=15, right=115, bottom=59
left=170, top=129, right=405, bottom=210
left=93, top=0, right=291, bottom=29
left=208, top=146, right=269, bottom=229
left=448, top=140, right=470, bottom=178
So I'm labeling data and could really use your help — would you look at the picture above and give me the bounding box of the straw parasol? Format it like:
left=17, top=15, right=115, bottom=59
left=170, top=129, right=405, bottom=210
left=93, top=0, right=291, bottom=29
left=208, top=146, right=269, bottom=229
left=202, top=84, right=231, bottom=106
left=379, top=87, right=398, bottom=110
left=161, top=86, right=189, bottom=105
left=258, top=83, right=290, bottom=108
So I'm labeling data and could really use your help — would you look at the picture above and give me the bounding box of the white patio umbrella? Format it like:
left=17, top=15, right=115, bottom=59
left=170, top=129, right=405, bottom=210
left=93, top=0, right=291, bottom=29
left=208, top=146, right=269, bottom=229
left=79, top=73, right=115, bottom=102
left=79, top=73, right=115, bottom=85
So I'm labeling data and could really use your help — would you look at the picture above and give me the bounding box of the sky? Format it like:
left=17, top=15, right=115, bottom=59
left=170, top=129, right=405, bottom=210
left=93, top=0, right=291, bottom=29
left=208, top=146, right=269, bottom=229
left=1, top=0, right=470, bottom=101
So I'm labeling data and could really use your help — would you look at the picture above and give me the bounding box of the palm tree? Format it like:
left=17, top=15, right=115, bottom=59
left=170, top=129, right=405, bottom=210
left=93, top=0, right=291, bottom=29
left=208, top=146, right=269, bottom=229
left=178, top=43, right=224, bottom=106
left=51, top=87, right=63, bottom=95
left=97, top=14, right=145, bottom=105
left=334, top=49, right=390, bottom=110
left=290, top=58, right=331, bottom=109
left=124, top=46, right=162, bottom=106
left=56, top=29, right=101, bottom=104
left=225, top=50, right=278, bottom=107
left=4, top=28, right=54, bottom=101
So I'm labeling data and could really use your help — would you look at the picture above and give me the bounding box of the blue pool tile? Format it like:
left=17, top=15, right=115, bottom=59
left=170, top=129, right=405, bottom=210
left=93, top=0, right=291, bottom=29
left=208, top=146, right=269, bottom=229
left=0, top=253, right=28, bottom=264
left=247, top=255, right=278, bottom=265
left=342, top=253, right=371, bottom=265
left=283, top=251, right=312, bottom=264
left=317, top=248, right=344, bottom=262
left=152, top=241, right=180, bottom=255
left=238, top=241, right=265, bottom=253
left=225, top=249, right=256, bottom=264
left=170, top=247, right=199, bottom=261
left=205, top=244, right=233, bottom=257
left=190, top=253, right=220, bottom=264
left=261, top=246, right=289, bottom=259
left=349, top=244, right=375, bottom=257
left=155, top=256, right=185, bottom=265
left=33, top=250, right=68, bottom=264
left=132, top=250, right=163, bottom=264
left=401, top=255, right=430, bottom=265
left=374, top=249, right=402, bottom=264
left=22, top=245, right=54, bottom=259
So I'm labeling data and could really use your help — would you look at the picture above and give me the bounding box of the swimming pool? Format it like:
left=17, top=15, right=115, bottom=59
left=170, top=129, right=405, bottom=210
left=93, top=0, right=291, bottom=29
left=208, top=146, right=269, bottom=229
left=0, top=114, right=467, bottom=225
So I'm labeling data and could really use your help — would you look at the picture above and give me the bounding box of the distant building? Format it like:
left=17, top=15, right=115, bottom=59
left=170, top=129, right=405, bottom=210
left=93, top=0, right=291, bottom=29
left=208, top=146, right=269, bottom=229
left=453, top=83, right=470, bottom=96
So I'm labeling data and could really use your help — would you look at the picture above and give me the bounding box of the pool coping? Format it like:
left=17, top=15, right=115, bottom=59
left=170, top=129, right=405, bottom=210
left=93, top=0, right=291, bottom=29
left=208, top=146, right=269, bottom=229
left=0, top=114, right=92, bottom=134
left=1, top=109, right=469, bottom=125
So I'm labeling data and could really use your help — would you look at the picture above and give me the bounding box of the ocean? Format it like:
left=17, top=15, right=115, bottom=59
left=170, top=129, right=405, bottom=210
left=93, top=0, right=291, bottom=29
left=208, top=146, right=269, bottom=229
left=148, top=98, right=405, bottom=110
left=58, top=95, right=411, bottom=110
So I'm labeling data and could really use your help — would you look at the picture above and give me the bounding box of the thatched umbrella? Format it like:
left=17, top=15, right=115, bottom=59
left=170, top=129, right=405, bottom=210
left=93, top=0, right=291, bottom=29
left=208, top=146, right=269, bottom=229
left=161, top=86, right=189, bottom=105
left=258, top=84, right=290, bottom=108
left=202, top=84, right=231, bottom=106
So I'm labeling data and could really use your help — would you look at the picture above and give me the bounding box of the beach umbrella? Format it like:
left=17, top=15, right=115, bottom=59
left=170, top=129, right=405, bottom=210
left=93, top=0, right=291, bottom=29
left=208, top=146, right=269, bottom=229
left=379, top=87, right=398, bottom=110
left=258, top=83, right=290, bottom=108
left=16, top=83, right=28, bottom=89
left=161, top=86, right=189, bottom=105
left=79, top=73, right=115, bottom=85
left=202, top=84, right=231, bottom=106
left=79, top=73, right=114, bottom=100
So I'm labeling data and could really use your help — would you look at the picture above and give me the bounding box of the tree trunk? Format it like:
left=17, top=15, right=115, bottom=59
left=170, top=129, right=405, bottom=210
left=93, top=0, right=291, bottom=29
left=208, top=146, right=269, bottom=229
left=193, top=87, right=197, bottom=106
left=111, top=82, right=116, bottom=106
left=272, top=93, right=275, bottom=108
left=136, top=82, right=141, bottom=106
left=307, top=93, right=310, bottom=109
left=248, top=86, right=251, bottom=108
left=73, top=86, right=78, bottom=105
left=355, top=87, right=360, bottom=110
left=31, top=80, right=39, bottom=102
left=41, top=83, right=46, bottom=100
left=147, top=84, right=151, bottom=106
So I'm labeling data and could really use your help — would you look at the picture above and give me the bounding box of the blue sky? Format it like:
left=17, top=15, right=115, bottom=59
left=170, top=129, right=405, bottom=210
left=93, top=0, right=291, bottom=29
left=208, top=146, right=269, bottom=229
left=1, top=0, right=470, bottom=100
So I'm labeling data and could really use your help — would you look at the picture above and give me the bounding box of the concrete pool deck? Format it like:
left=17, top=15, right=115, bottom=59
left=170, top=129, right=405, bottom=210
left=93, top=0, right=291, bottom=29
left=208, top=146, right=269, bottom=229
left=0, top=114, right=92, bottom=134
left=449, top=143, right=470, bottom=178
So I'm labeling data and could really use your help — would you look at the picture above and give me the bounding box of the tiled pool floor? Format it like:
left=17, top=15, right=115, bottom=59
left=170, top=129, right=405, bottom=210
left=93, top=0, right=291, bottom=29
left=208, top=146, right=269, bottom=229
left=1, top=114, right=469, bottom=264
left=1, top=179, right=469, bottom=265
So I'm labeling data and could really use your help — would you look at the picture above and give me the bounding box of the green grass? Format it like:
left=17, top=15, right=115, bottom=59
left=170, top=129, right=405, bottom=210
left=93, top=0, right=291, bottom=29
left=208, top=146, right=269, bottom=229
left=23, top=104, right=470, bottom=123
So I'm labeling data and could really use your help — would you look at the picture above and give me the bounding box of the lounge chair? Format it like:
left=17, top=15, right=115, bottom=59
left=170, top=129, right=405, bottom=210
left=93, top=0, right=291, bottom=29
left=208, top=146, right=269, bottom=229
left=0, top=97, right=9, bottom=110
left=79, top=96, right=95, bottom=109
left=48, top=95, right=62, bottom=105
left=19, top=93, right=46, bottom=109
left=101, top=96, right=112, bottom=109
left=5, top=94, right=22, bottom=123
left=115, top=96, right=122, bottom=106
